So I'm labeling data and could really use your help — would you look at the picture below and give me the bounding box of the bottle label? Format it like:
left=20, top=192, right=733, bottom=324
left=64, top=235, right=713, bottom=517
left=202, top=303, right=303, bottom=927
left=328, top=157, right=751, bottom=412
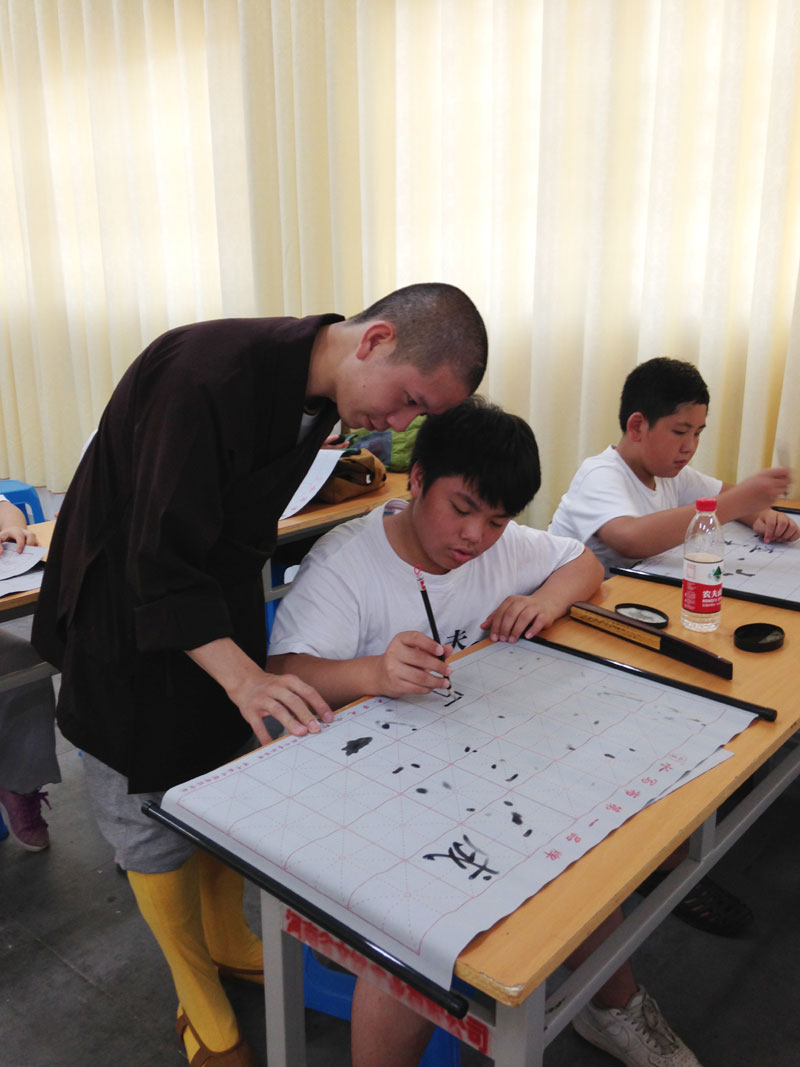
left=682, top=556, right=723, bottom=614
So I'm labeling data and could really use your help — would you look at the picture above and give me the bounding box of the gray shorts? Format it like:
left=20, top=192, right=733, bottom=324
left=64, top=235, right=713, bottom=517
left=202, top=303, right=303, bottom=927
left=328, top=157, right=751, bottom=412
left=82, top=737, right=259, bottom=873
left=82, top=753, right=196, bottom=873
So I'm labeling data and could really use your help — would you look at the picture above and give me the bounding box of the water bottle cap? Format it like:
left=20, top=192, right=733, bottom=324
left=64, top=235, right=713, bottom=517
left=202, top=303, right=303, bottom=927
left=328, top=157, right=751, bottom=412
left=695, top=497, right=717, bottom=512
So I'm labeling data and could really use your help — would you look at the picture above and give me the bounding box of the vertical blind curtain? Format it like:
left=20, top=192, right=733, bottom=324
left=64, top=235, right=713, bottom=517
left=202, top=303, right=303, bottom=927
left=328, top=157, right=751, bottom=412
left=1, top=0, right=799, bottom=526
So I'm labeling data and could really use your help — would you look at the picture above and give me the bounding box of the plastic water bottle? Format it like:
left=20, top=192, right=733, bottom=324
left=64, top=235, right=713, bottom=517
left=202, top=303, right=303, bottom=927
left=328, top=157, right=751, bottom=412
left=681, top=497, right=724, bottom=632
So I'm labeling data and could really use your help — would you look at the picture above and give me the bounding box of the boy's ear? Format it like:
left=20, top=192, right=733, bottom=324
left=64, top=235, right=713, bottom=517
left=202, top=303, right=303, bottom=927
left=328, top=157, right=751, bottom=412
left=408, top=462, right=425, bottom=498
left=626, top=411, right=649, bottom=441
left=355, top=320, right=396, bottom=361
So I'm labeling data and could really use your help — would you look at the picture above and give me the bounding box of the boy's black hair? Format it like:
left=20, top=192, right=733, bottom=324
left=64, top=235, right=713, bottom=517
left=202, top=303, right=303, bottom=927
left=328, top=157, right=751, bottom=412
left=619, top=357, right=710, bottom=432
left=410, top=397, right=541, bottom=517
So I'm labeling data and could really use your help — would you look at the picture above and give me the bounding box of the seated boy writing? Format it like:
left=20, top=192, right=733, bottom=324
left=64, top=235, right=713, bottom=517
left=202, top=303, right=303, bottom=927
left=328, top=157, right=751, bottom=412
left=550, top=356, right=798, bottom=577
left=268, top=399, right=703, bottom=1067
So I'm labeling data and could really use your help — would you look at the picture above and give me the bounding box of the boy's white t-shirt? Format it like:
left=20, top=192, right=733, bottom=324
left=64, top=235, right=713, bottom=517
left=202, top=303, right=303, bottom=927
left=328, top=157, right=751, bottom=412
left=269, top=499, right=585, bottom=660
left=549, top=445, right=721, bottom=576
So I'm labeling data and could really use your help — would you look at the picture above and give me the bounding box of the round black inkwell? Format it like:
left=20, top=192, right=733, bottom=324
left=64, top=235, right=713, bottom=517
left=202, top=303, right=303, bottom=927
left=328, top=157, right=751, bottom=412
left=615, top=603, right=669, bottom=629
left=733, top=623, right=785, bottom=653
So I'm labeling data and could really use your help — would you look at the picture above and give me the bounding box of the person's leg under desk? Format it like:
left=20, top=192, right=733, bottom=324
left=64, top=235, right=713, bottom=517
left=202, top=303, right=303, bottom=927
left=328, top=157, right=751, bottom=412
left=351, top=977, right=435, bottom=1067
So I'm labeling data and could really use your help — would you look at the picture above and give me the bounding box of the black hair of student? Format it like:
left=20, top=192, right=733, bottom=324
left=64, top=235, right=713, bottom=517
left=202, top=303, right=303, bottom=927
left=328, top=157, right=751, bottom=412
left=410, top=397, right=541, bottom=517
left=349, top=282, right=488, bottom=393
left=618, top=357, right=710, bottom=432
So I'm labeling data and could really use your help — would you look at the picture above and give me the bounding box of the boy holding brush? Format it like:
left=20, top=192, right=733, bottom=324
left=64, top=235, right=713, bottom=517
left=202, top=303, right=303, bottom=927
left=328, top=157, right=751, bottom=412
left=268, top=399, right=703, bottom=1067
left=268, top=396, right=600, bottom=706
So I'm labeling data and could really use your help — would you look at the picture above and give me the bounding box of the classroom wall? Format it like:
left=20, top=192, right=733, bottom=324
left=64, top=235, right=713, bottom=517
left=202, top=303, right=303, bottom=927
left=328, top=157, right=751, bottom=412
left=2, top=0, right=799, bottom=529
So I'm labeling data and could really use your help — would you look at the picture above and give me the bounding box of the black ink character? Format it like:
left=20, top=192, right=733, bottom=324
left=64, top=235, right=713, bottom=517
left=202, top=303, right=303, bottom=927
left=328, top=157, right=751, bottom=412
left=423, top=834, right=499, bottom=881
left=442, top=688, right=464, bottom=707
left=447, top=628, right=469, bottom=651
left=343, top=737, right=373, bottom=756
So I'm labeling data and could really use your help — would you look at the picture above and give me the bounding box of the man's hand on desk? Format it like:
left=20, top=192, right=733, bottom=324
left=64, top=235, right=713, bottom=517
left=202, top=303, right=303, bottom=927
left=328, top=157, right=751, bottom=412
left=186, top=637, right=334, bottom=743
left=0, top=526, right=39, bottom=554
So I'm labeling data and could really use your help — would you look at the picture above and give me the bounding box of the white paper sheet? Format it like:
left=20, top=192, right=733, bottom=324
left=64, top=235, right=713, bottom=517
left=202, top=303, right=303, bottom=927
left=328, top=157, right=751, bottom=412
left=0, top=544, right=46, bottom=586
left=280, top=450, right=342, bottom=519
left=629, top=522, right=800, bottom=607
left=161, top=640, right=755, bottom=988
left=0, top=568, right=44, bottom=597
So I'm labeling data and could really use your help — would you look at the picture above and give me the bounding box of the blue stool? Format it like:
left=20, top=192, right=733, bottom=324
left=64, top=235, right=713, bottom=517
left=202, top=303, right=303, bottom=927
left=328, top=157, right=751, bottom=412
left=0, top=813, right=8, bottom=841
left=0, top=479, right=45, bottom=524
left=303, top=946, right=461, bottom=1065
left=266, top=562, right=298, bottom=644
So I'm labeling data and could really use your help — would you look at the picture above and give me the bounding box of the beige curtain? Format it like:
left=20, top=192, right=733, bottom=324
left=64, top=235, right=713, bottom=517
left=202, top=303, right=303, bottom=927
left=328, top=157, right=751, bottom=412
left=2, top=0, right=799, bottom=528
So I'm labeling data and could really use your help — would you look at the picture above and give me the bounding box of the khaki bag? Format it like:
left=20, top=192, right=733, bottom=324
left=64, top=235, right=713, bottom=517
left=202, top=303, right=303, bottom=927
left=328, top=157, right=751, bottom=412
left=315, top=448, right=387, bottom=504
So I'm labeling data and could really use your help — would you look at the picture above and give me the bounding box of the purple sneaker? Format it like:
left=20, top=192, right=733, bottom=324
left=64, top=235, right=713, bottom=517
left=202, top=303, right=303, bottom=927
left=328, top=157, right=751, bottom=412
left=0, top=788, right=51, bottom=851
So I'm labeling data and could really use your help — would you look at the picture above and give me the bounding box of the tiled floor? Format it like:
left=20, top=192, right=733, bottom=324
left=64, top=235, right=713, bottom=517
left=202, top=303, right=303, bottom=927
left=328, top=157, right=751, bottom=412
left=2, top=630, right=800, bottom=1065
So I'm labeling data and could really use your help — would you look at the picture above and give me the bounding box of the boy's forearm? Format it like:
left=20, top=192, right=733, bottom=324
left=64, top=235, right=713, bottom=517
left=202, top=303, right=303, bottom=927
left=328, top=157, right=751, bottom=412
left=598, top=505, right=702, bottom=560
left=537, top=548, right=604, bottom=613
left=267, top=651, right=381, bottom=709
left=0, top=500, right=27, bottom=527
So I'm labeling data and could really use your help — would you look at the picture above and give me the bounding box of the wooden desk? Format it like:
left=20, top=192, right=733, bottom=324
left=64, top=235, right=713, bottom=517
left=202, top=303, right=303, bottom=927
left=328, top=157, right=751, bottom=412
left=250, top=576, right=800, bottom=1065
left=276, top=470, right=409, bottom=543
left=0, top=473, right=410, bottom=621
left=0, top=477, right=408, bottom=693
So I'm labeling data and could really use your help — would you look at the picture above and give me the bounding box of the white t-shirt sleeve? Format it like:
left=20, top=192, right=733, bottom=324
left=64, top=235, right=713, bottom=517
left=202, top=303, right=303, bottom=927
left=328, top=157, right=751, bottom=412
left=502, top=522, right=585, bottom=587
left=550, top=455, right=641, bottom=542
left=268, top=553, right=362, bottom=660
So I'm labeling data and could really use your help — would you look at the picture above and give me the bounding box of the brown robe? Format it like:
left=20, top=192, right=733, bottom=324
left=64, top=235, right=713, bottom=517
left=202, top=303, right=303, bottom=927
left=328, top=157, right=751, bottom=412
left=32, top=315, right=341, bottom=791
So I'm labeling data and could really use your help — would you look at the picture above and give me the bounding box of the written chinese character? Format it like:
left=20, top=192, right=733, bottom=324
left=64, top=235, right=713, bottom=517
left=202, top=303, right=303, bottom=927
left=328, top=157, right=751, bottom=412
left=423, top=835, right=499, bottom=881
left=447, top=628, right=469, bottom=651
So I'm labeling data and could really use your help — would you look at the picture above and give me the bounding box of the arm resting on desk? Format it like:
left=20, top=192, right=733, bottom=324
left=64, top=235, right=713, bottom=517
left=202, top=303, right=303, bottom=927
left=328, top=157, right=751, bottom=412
left=480, top=547, right=604, bottom=642
left=0, top=499, right=39, bottom=554
left=599, top=470, right=798, bottom=561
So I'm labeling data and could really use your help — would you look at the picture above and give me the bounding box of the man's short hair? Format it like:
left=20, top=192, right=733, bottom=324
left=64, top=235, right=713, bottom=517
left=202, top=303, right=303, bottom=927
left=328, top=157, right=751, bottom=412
left=350, top=283, right=487, bottom=393
left=619, top=357, right=710, bottom=432
left=410, top=397, right=541, bottom=517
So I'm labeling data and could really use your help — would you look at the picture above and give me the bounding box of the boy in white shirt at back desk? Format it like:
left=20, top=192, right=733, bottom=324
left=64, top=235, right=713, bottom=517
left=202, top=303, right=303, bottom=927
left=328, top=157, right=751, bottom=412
left=549, top=356, right=798, bottom=578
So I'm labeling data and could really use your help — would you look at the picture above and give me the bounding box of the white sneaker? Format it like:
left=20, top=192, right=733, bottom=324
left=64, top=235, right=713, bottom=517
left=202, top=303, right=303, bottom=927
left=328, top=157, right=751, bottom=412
left=572, top=985, right=703, bottom=1067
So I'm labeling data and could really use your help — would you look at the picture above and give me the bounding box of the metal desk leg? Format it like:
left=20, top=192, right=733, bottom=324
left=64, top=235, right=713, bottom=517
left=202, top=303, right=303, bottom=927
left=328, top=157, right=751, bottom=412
left=492, top=983, right=546, bottom=1067
left=261, top=892, right=305, bottom=1067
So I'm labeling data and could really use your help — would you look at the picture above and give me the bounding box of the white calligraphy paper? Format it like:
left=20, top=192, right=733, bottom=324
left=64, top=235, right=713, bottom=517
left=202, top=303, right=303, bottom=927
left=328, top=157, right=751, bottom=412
left=162, top=640, right=755, bottom=988
left=628, top=522, right=800, bottom=607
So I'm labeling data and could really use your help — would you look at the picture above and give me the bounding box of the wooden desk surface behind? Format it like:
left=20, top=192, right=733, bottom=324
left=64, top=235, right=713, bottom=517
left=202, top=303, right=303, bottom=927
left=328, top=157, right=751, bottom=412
left=456, top=575, right=800, bottom=1005
left=277, top=470, right=409, bottom=538
left=1, top=474, right=409, bottom=617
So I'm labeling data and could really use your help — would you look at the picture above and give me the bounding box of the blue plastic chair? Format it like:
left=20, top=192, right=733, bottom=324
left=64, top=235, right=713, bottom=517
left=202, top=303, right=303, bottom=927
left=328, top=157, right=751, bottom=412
left=0, top=479, right=45, bottom=524
left=303, top=946, right=461, bottom=1065
left=0, top=813, right=8, bottom=841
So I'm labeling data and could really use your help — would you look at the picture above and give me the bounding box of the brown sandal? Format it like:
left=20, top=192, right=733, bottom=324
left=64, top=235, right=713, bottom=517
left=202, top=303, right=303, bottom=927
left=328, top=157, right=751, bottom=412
left=213, top=961, right=264, bottom=986
left=176, top=1010, right=257, bottom=1067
